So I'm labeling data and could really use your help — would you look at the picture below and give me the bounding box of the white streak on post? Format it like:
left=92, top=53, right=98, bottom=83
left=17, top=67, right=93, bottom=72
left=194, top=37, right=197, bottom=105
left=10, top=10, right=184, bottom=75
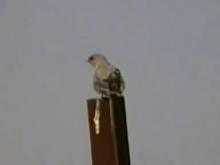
left=94, top=99, right=101, bottom=134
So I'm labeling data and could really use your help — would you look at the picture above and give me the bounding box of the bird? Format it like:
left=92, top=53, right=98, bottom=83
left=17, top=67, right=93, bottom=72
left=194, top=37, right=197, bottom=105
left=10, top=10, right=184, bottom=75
left=87, top=53, right=125, bottom=98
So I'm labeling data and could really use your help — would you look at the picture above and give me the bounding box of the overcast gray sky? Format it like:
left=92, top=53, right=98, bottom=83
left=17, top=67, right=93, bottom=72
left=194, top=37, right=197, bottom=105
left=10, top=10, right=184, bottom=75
left=0, top=0, right=220, bottom=164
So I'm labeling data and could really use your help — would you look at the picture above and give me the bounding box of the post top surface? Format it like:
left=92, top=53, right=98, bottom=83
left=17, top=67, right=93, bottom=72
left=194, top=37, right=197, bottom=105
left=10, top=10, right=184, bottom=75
left=87, top=96, right=124, bottom=102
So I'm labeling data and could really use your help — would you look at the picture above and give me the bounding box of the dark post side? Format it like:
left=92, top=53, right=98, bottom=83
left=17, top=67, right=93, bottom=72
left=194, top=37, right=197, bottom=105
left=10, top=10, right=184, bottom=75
left=87, top=96, right=130, bottom=165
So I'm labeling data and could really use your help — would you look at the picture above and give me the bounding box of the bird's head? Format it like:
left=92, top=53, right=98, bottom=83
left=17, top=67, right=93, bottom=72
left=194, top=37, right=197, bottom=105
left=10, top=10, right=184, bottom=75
left=87, top=54, right=109, bottom=68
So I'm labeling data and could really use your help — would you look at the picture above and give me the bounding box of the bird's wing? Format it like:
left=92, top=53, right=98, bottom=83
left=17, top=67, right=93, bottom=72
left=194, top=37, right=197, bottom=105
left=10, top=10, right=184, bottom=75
left=108, top=68, right=125, bottom=94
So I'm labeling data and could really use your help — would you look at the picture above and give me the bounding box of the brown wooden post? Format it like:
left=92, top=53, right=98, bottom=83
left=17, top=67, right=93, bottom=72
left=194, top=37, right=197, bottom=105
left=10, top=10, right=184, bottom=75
left=87, top=96, right=130, bottom=165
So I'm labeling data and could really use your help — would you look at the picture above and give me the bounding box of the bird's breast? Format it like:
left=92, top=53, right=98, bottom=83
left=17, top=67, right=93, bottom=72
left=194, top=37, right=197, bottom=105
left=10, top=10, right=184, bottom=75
left=95, top=66, right=111, bottom=80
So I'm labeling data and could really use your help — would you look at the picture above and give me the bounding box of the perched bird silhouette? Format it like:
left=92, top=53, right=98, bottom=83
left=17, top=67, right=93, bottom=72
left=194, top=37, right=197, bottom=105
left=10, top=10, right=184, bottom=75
left=87, top=54, right=125, bottom=98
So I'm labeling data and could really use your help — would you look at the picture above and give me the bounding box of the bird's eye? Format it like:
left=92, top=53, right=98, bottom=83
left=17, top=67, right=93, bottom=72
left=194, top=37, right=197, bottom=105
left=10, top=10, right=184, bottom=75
left=89, top=56, right=94, bottom=61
